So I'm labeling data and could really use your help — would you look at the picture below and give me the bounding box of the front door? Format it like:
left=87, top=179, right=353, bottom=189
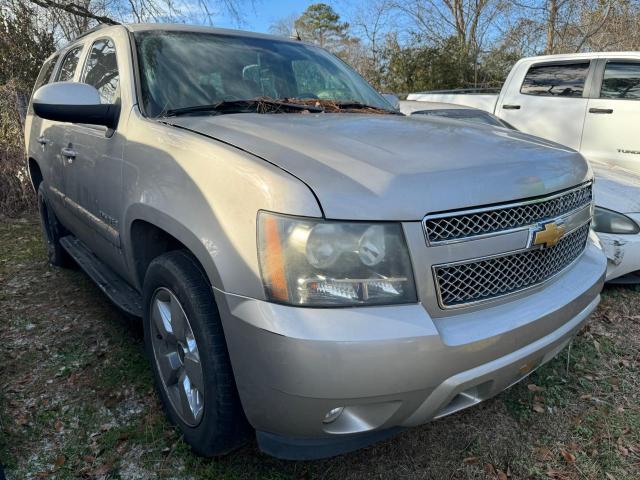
left=63, top=37, right=127, bottom=275
left=497, top=60, right=593, bottom=151
left=581, top=58, right=640, bottom=172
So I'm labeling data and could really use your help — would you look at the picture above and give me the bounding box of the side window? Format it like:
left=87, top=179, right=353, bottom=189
left=82, top=38, right=119, bottom=104
left=56, top=46, right=83, bottom=82
left=600, top=62, right=640, bottom=100
left=520, top=62, right=590, bottom=97
left=32, top=55, right=58, bottom=94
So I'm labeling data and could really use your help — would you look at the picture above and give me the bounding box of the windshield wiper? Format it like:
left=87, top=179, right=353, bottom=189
left=331, top=101, right=402, bottom=115
left=162, top=98, right=324, bottom=117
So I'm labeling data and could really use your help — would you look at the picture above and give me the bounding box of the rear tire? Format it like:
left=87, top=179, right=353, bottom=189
left=142, top=250, right=250, bottom=456
left=37, top=184, right=71, bottom=268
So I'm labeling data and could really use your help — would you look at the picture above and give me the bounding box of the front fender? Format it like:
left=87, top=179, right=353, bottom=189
left=122, top=203, right=226, bottom=292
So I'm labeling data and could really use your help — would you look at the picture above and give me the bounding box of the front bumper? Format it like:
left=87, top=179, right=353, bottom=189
left=214, top=242, right=605, bottom=459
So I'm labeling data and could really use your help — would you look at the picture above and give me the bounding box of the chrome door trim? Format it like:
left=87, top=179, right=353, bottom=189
left=49, top=183, right=120, bottom=248
left=48, top=184, right=65, bottom=203
left=63, top=195, right=120, bottom=248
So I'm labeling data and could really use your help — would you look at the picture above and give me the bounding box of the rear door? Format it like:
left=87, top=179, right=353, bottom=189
left=43, top=45, right=84, bottom=223
left=26, top=54, right=59, bottom=196
left=581, top=58, right=640, bottom=171
left=28, top=46, right=85, bottom=226
left=497, top=60, right=594, bottom=150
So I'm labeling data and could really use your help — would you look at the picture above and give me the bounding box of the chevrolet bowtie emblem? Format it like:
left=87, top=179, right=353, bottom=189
left=533, top=221, right=566, bottom=248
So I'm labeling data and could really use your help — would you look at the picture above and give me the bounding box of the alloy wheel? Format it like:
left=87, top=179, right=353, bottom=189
left=150, top=287, right=205, bottom=426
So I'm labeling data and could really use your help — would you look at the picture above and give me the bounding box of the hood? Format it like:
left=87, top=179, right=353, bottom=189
left=591, top=159, right=640, bottom=213
left=164, top=113, right=591, bottom=220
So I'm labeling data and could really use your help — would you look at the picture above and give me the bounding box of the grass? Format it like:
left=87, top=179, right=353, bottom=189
left=1, top=215, right=639, bottom=479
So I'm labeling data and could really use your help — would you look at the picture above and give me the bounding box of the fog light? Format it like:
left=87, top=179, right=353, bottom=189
left=322, top=407, right=344, bottom=424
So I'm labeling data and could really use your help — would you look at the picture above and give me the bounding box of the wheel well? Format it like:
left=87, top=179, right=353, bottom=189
left=28, top=158, right=43, bottom=192
left=130, top=220, right=189, bottom=287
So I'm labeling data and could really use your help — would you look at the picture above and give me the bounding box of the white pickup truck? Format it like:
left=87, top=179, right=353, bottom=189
left=408, top=52, right=640, bottom=171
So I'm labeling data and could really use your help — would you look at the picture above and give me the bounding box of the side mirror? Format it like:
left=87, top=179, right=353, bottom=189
left=32, top=82, right=119, bottom=130
left=381, top=93, right=400, bottom=110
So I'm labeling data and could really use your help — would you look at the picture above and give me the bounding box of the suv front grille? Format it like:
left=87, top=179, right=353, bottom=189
left=424, top=183, right=592, bottom=244
left=433, top=223, right=590, bottom=308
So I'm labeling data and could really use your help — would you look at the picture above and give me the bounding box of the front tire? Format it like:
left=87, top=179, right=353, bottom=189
left=142, top=250, right=250, bottom=456
left=37, top=184, right=71, bottom=267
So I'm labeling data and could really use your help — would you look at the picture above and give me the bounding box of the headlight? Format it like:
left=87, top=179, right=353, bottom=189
left=592, top=207, right=640, bottom=234
left=257, top=212, right=417, bottom=306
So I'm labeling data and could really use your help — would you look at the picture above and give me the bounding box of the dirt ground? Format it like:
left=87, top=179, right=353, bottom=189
left=1, top=215, right=639, bottom=480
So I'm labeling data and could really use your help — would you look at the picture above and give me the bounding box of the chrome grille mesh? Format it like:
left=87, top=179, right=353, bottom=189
left=425, top=184, right=592, bottom=243
left=434, top=223, right=590, bottom=307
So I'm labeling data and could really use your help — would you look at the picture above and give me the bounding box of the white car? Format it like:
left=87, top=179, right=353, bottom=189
left=407, top=52, right=640, bottom=173
left=590, top=160, right=640, bottom=283
left=401, top=100, right=640, bottom=283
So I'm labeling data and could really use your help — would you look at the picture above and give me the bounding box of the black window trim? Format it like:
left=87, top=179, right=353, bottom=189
left=47, top=54, right=61, bottom=82
left=50, top=41, right=84, bottom=81
left=127, top=29, right=144, bottom=117
left=519, top=59, right=596, bottom=99
left=592, top=57, right=640, bottom=101
left=55, top=44, right=85, bottom=82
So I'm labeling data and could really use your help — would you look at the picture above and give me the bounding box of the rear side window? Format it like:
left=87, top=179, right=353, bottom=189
left=520, top=63, right=590, bottom=97
left=32, top=55, right=58, bottom=94
left=82, top=38, right=119, bottom=104
left=600, top=62, right=640, bottom=100
left=56, top=46, right=83, bottom=82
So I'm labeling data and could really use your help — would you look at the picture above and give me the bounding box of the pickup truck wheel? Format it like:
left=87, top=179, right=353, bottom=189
left=142, top=250, right=250, bottom=456
left=37, top=185, right=71, bottom=268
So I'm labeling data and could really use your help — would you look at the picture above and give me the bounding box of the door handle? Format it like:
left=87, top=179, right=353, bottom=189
left=61, top=146, right=77, bottom=163
left=502, top=104, right=521, bottom=110
left=37, top=135, right=49, bottom=145
left=589, top=108, right=613, bottom=114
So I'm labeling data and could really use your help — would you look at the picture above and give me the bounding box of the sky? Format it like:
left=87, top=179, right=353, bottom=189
left=213, top=0, right=347, bottom=33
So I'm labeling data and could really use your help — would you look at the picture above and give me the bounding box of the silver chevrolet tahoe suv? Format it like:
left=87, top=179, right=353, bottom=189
left=25, top=23, right=607, bottom=460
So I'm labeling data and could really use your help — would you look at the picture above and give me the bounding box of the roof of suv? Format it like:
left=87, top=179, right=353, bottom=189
left=62, top=22, right=303, bottom=51
left=54, top=22, right=303, bottom=60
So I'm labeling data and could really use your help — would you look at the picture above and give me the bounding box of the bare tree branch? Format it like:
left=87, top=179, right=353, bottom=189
left=25, top=0, right=118, bottom=24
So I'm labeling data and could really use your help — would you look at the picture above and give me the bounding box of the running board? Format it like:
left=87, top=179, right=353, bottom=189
left=60, top=235, right=143, bottom=317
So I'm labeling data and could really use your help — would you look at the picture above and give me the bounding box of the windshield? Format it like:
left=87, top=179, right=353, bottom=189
left=134, top=30, right=391, bottom=117
left=411, top=109, right=512, bottom=128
